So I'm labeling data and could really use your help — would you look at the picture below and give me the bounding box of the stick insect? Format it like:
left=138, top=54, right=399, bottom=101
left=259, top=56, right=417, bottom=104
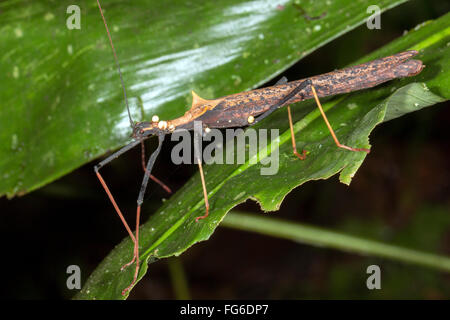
left=94, top=1, right=424, bottom=295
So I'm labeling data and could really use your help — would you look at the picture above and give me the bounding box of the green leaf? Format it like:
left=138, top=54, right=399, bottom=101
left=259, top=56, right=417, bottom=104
left=75, top=9, right=449, bottom=300
left=383, top=82, right=446, bottom=122
left=0, top=0, right=410, bottom=196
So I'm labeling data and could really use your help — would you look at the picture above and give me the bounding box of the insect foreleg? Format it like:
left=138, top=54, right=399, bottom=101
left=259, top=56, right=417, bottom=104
left=94, top=140, right=141, bottom=242
left=121, top=133, right=166, bottom=296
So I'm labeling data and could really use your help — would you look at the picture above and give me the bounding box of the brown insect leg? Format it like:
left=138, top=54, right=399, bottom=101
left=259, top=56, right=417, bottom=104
left=141, top=140, right=172, bottom=194
left=121, top=205, right=141, bottom=296
left=120, top=203, right=139, bottom=270
left=94, top=145, right=141, bottom=296
left=119, top=133, right=166, bottom=295
left=95, top=171, right=136, bottom=243
left=310, top=85, right=370, bottom=154
left=287, top=105, right=308, bottom=160
left=96, top=167, right=140, bottom=295
left=195, top=158, right=210, bottom=222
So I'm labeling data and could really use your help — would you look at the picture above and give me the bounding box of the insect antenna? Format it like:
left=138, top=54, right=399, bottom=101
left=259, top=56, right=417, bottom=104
left=96, top=0, right=134, bottom=127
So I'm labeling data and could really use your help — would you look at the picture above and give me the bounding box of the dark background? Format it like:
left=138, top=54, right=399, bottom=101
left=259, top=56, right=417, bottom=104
left=0, top=0, right=449, bottom=299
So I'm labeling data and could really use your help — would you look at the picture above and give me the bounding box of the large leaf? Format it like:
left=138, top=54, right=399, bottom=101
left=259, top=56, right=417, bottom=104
left=75, top=10, right=449, bottom=299
left=0, top=0, right=409, bottom=196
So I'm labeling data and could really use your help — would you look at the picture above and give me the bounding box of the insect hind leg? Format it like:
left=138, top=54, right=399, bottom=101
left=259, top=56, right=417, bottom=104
left=250, top=77, right=311, bottom=159
left=310, top=84, right=370, bottom=154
